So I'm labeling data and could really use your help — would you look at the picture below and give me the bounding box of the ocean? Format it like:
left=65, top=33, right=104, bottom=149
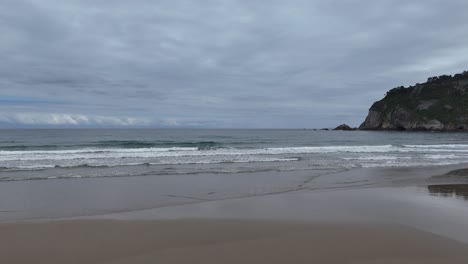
left=0, top=129, right=468, bottom=182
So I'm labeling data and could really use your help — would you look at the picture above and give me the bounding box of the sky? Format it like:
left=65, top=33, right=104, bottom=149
left=1, top=0, right=468, bottom=128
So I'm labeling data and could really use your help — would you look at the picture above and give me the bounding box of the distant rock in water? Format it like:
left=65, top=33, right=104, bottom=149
left=360, top=71, right=468, bottom=131
left=333, top=124, right=354, bottom=131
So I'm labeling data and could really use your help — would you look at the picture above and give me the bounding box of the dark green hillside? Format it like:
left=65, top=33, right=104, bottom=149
left=360, top=71, right=468, bottom=131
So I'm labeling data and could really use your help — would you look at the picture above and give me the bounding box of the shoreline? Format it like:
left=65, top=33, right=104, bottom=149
left=0, top=163, right=467, bottom=223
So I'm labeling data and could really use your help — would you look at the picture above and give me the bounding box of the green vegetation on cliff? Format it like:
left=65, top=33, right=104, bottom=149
left=360, top=71, right=468, bottom=131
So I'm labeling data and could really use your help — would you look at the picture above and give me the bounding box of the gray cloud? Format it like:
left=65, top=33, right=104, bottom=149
left=1, top=0, right=468, bottom=127
left=0, top=112, right=148, bottom=127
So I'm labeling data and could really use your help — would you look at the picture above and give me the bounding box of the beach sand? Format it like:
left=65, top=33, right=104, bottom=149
left=1, top=165, right=468, bottom=263
left=2, top=219, right=468, bottom=264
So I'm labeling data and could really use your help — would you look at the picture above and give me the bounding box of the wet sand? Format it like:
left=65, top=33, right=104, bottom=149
left=2, top=220, right=468, bottom=264
left=1, top=163, right=467, bottom=222
left=1, top=165, right=468, bottom=263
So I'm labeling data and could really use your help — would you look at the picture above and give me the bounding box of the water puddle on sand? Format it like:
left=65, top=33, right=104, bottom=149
left=427, top=184, right=468, bottom=201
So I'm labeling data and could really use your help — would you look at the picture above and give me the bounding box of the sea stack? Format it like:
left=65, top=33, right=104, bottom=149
left=360, top=71, right=468, bottom=131
left=333, top=124, right=354, bottom=131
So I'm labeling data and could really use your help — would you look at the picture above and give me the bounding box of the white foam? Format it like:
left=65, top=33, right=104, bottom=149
left=0, top=147, right=199, bottom=155
left=1, top=157, right=301, bottom=170
left=1, top=144, right=468, bottom=171
left=1, top=144, right=467, bottom=163
left=343, top=156, right=407, bottom=161
left=0, top=145, right=400, bottom=161
left=403, top=144, right=468, bottom=149
left=362, top=161, right=462, bottom=168
left=424, top=154, right=460, bottom=159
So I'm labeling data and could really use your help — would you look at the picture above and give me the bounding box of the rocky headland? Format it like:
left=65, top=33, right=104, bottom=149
left=360, top=71, right=468, bottom=131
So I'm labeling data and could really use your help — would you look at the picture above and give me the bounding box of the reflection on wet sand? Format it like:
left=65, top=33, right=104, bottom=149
left=428, top=184, right=468, bottom=200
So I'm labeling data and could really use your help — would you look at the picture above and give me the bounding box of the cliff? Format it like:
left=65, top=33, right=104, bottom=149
left=360, top=71, right=468, bottom=131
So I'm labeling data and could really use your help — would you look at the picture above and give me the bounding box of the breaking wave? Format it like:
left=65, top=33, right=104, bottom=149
left=1, top=143, right=468, bottom=180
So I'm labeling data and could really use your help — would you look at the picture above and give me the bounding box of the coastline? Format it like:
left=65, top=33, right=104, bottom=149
left=1, top=164, right=468, bottom=263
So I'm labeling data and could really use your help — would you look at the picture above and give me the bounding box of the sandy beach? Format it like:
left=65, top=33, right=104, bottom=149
left=1, top=164, right=468, bottom=263
left=2, top=219, right=468, bottom=264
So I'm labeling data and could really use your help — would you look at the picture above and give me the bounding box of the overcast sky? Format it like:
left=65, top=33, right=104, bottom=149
left=1, top=0, right=468, bottom=128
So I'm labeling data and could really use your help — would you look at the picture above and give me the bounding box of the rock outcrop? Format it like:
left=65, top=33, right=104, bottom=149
left=360, top=71, right=468, bottom=131
left=333, top=124, right=354, bottom=131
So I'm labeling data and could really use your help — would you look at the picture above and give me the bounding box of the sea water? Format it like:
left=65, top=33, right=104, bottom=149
left=0, top=129, right=468, bottom=181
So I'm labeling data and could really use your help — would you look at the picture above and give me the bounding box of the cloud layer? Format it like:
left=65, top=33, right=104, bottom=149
left=0, top=113, right=148, bottom=127
left=1, top=0, right=468, bottom=127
